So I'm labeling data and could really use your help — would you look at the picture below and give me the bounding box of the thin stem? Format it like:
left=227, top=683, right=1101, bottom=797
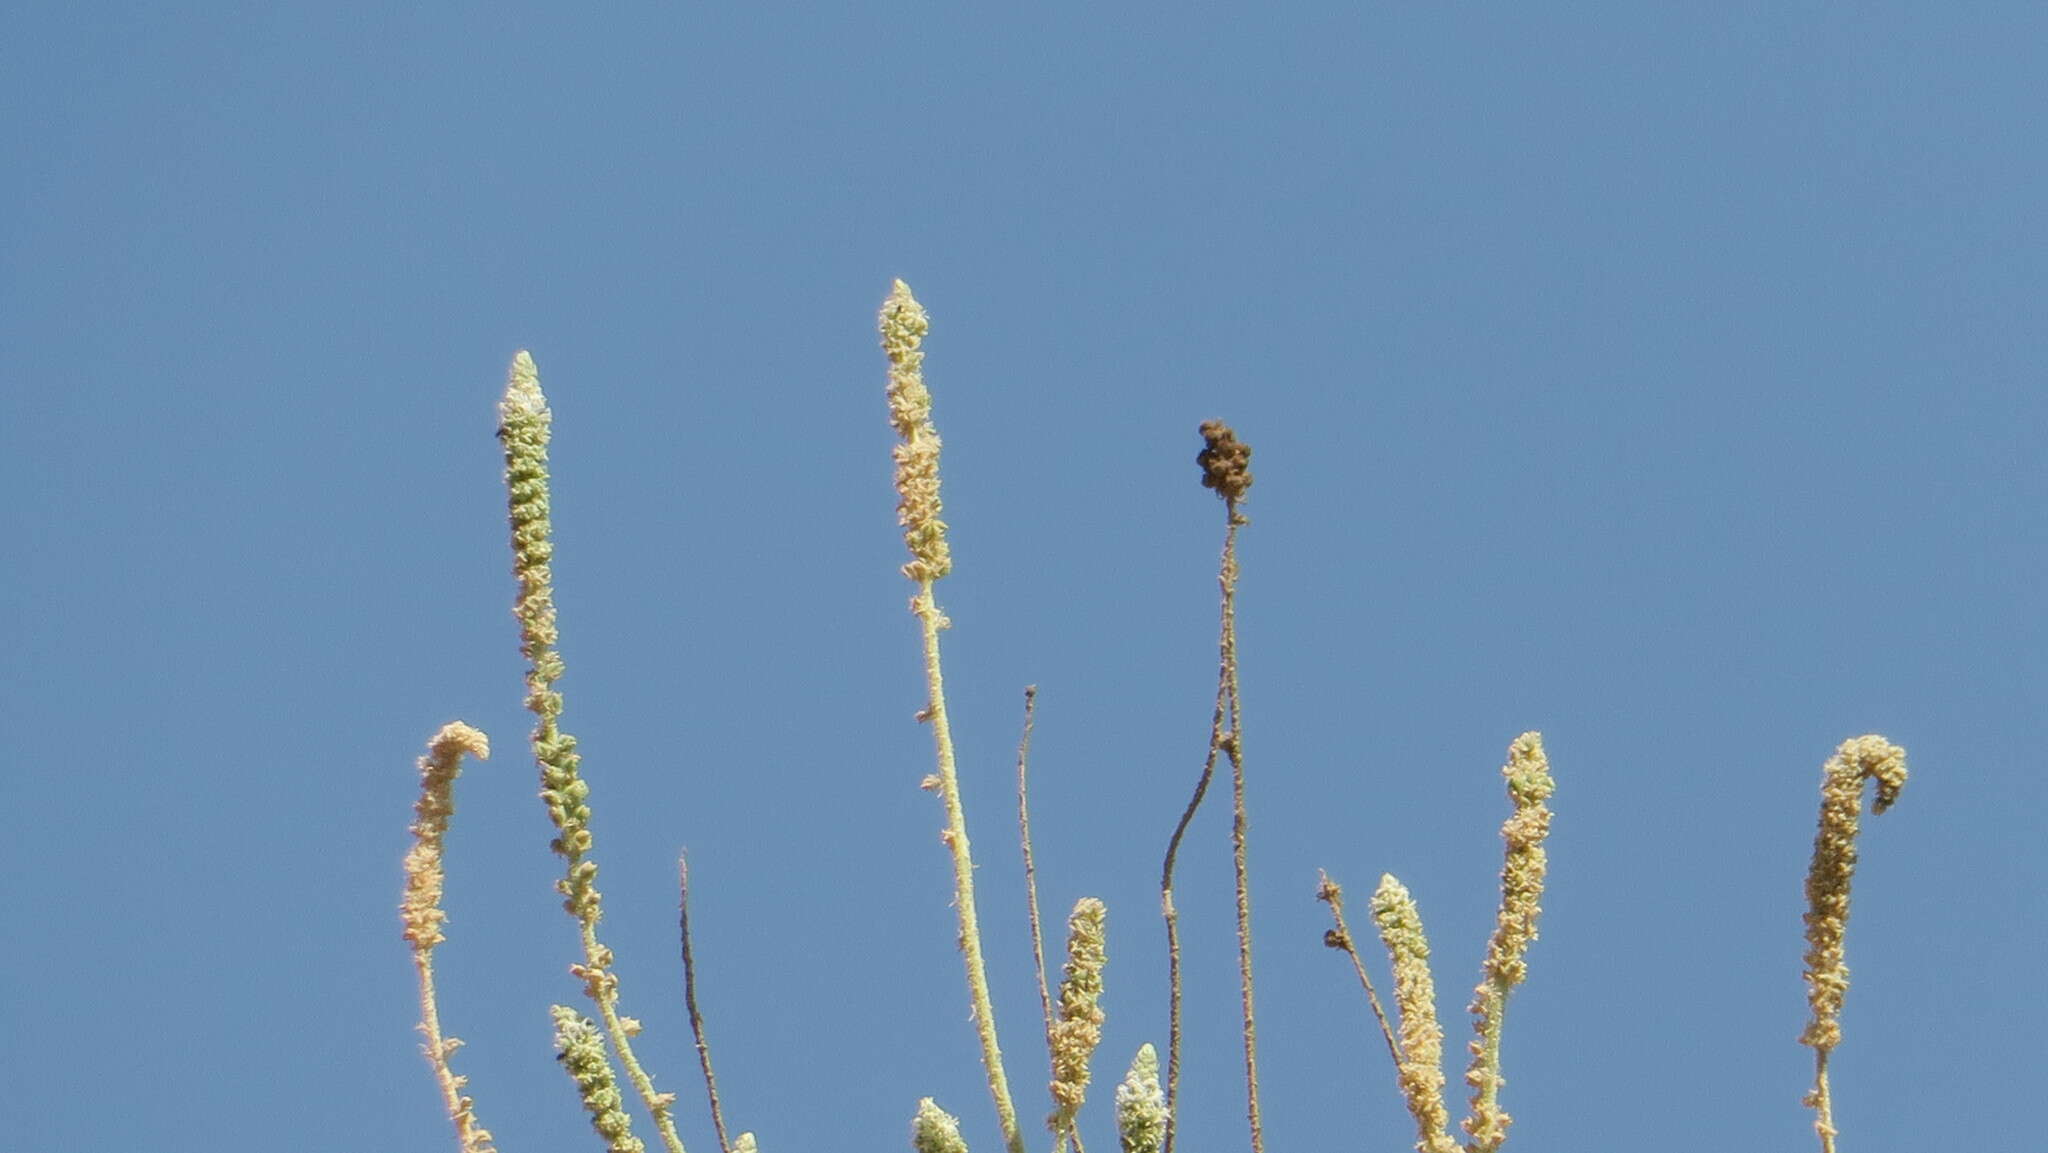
left=1218, top=502, right=1264, bottom=1153
left=678, top=852, right=731, bottom=1153
left=1811, top=1055, right=1837, bottom=1153
left=1158, top=664, right=1226, bottom=1153
left=1018, top=686, right=1055, bottom=1062
left=1016, top=685, right=1070, bottom=1153
left=1162, top=420, right=1258, bottom=1153
left=579, top=920, right=684, bottom=1153
left=916, top=582, right=1027, bottom=1153
left=1314, top=871, right=1401, bottom=1070
left=412, top=952, right=474, bottom=1150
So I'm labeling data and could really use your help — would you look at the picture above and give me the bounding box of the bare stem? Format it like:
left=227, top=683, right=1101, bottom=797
left=1218, top=503, right=1264, bottom=1153
left=1018, top=687, right=1055, bottom=1058
left=1016, top=685, right=1072, bottom=1153
left=1314, top=871, right=1402, bottom=1071
left=1159, top=636, right=1226, bottom=1153
left=1162, top=420, right=1260, bottom=1153
left=678, top=852, right=731, bottom=1153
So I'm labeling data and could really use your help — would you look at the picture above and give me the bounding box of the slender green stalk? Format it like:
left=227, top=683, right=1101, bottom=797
left=881, top=282, right=1025, bottom=1153
left=401, top=722, right=497, bottom=1153
left=1462, top=732, right=1555, bottom=1152
left=1800, top=735, right=1908, bottom=1153
left=501, top=352, right=686, bottom=1153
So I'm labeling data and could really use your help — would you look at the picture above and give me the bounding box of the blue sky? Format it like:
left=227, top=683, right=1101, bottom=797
left=4, top=4, right=2042, bottom=1151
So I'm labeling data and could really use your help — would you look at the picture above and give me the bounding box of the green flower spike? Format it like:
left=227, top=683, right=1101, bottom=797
left=502, top=353, right=686, bottom=1153
left=552, top=1004, right=646, bottom=1153
left=1115, top=1044, right=1166, bottom=1153
left=912, top=1098, right=971, bottom=1153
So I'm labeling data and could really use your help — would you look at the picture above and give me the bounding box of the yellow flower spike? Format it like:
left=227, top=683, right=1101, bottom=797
left=1800, top=735, right=1909, bottom=1153
left=881, top=279, right=951, bottom=584
left=1371, top=875, right=1459, bottom=1153
left=1049, top=898, right=1108, bottom=1143
left=879, top=284, right=1023, bottom=1153
left=1463, top=731, right=1556, bottom=1152
left=402, top=722, right=497, bottom=1153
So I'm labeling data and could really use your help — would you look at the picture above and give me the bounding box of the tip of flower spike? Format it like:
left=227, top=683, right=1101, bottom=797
left=500, top=351, right=547, bottom=422
left=911, top=1098, right=968, bottom=1153
left=879, top=281, right=929, bottom=354
left=1131, top=1042, right=1157, bottom=1076
left=429, top=721, right=490, bottom=762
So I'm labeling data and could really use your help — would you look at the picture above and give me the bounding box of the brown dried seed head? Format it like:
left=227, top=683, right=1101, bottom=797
left=1196, top=420, right=1253, bottom=501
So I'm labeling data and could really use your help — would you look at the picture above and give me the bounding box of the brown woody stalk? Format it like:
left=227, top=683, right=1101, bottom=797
left=1161, top=421, right=1262, bottom=1153
left=1314, top=870, right=1402, bottom=1071
left=678, top=852, right=732, bottom=1153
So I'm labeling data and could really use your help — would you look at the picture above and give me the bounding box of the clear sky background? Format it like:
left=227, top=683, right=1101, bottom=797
left=4, top=5, right=2042, bottom=1151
